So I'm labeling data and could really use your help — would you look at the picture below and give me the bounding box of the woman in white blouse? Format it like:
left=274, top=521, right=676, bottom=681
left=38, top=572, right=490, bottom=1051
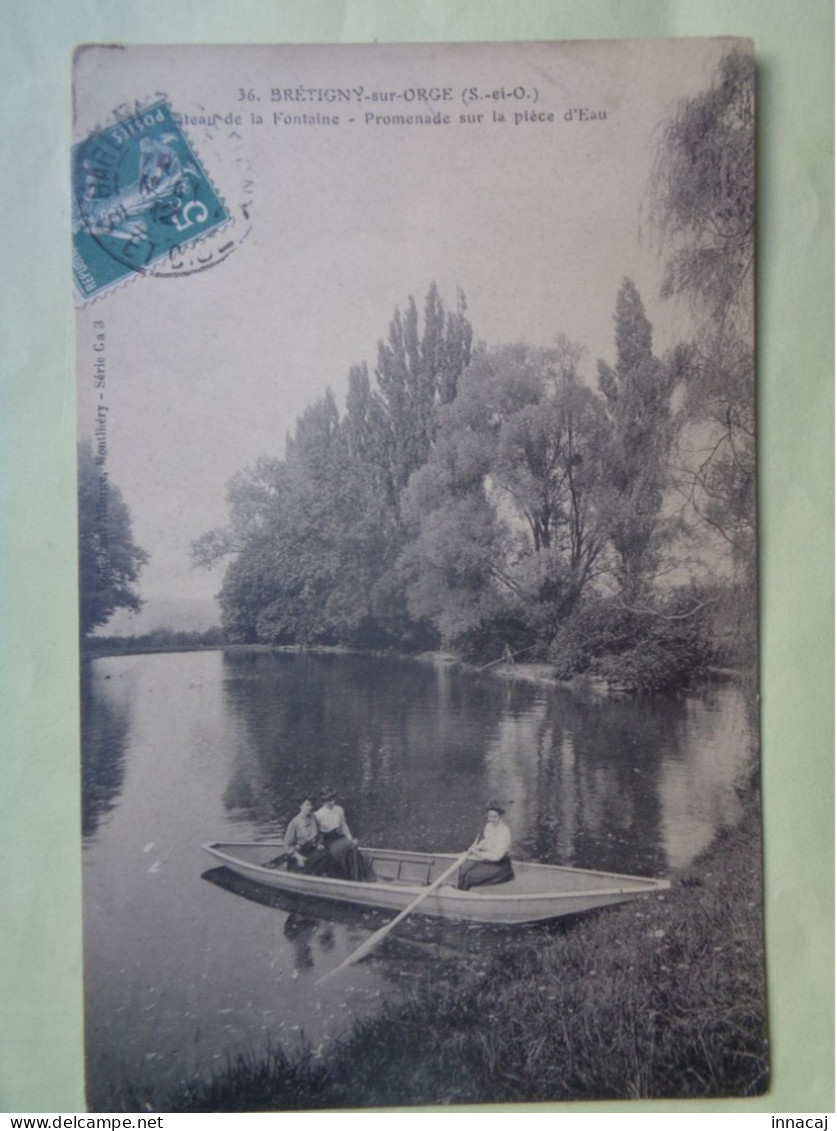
left=457, top=802, right=514, bottom=890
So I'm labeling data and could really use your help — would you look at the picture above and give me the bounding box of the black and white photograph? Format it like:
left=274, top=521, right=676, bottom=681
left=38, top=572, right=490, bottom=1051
left=74, top=39, right=765, bottom=1111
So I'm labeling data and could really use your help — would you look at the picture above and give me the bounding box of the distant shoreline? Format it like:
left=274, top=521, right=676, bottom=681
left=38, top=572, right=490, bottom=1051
left=82, top=641, right=742, bottom=696
left=81, top=641, right=353, bottom=659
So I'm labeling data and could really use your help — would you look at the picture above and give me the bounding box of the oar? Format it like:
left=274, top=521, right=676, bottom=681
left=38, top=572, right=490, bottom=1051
left=316, top=850, right=471, bottom=985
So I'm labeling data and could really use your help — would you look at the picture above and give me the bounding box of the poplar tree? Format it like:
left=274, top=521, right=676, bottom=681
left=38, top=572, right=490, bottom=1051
left=369, top=283, right=472, bottom=514
left=597, top=278, right=679, bottom=598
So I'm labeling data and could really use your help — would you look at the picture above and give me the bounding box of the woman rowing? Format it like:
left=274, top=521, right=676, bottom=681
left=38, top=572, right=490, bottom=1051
left=315, top=786, right=372, bottom=882
left=457, top=801, right=514, bottom=890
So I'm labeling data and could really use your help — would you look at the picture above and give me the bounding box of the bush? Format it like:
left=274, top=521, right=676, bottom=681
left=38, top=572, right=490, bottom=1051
left=451, top=610, right=540, bottom=666
left=548, top=591, right=714, bottom=693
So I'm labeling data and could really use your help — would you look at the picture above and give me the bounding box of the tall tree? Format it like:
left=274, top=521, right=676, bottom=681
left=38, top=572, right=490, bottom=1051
left=370, top=283, right=473, bottom=513
left=651, top=50, right=754, bottom=335
left=649, top=49, right=756, bottom=564
left=400, top=341, right=610, bottom=649
left=194, top=284, right=472, bottom=649
left=196, top=393, right=395, bottom=645
left=597, top=278, right=680, bottom=598
left=648, top=49, right=756, bottom=672
left=77, top=440, right=148, bottom=636
left=340, top=284, right=473, bottom=641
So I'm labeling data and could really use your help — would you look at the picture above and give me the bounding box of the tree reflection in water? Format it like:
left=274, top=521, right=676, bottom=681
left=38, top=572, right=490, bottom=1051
left=216, top=650, right=750, bottom=875
left=81, top=657, right=132, bottom=840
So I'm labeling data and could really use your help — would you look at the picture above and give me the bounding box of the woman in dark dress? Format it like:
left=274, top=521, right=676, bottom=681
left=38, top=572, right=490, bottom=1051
left=314, top=786, right=372, bottom=881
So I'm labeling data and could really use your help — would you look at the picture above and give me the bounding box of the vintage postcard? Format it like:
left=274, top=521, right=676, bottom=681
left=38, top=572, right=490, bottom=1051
left=74, top=39, right=763, bottom=1111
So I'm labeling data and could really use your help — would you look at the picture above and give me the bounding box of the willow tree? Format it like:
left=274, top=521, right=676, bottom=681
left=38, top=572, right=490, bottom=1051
left=649, top=49, right=756, bottom=564
left=649, top=48, right=756, bottom=670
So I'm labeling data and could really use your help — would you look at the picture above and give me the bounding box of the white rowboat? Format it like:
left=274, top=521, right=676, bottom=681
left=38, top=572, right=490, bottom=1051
left=202, top=842, right=670, bottom=925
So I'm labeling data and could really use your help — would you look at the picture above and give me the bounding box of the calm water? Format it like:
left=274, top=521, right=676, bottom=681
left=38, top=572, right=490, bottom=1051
left=82, top=649, right=754, bottom=1109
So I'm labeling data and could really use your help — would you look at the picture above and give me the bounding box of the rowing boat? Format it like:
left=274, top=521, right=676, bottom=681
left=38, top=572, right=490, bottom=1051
left=202, top=842, right=670, bottom=925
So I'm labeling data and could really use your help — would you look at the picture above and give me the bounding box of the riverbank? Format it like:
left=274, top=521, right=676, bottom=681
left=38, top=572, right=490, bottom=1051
left=81, top=641, right=355, bottom=659
left=167, top=798, right=767, bottom=1110
left=85, top=643, right=745, bottom=703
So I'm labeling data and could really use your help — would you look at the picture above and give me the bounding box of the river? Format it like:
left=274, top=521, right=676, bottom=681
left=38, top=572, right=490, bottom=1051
left=81, top=648, right=753, bottom=1109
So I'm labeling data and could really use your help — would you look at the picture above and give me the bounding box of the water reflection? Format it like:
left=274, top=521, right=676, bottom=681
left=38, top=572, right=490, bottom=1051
left=80, top=658, right=131, bottom=839
left=656, top=688, right=748, bottom=866
left=215, top=651, right=737, bottom=876
left=507, top=691, right=683, bottom=875
left=218, top=651, right=523, bottom=852
left=283, top=913, right=318, bottom=970
left=82, top=649, right=756, bottom=1110
left=201, top=864, right=557, bottom=975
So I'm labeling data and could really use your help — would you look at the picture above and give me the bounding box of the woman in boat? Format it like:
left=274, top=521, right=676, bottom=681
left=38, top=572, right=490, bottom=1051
left=283, top=795, right=332, bottom=874
left=314, top=786, right=371, bottom=881
left=457, top=801, right=514, bottom=890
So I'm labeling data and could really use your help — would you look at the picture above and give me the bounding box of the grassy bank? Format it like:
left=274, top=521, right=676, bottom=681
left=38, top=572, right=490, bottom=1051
left=168, top=802, right=767, bottom=1111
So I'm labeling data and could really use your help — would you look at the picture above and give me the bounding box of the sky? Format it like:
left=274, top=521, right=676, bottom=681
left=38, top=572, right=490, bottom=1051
left=74, top=39, right=735, bottom=631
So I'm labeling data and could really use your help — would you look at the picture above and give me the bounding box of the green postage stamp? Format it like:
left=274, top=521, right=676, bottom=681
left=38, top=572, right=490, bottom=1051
left=72, top=99, right=230, bottom=302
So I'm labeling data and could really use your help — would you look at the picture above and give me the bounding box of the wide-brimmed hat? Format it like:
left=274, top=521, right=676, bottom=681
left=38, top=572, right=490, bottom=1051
left=485, top=800, right=506, bottom=815
left=320, top=786, right=338, bottom=801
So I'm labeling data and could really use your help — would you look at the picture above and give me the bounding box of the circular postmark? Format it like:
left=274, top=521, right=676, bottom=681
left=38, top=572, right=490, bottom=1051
left=72, top=96, right=255, bottom=302
left=151, top=110, right=255, bottom=280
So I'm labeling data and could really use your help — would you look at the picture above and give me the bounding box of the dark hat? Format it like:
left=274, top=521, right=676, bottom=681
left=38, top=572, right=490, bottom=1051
left=297, top=793, right=317, bottom=807
left=485, top=800, right=506, bottom=815
left=320, top=786, right=338, bottom=801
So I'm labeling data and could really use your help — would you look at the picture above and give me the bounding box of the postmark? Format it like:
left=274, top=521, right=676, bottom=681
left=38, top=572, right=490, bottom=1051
left=149, top=113, right=255, bottom=280
left=72, top=99, right=231, bottom=303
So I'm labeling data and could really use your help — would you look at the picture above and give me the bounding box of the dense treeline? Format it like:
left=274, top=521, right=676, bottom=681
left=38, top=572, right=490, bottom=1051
left=194, top=51, right=755, bottom=693
left=193, top=283, right=472, bottom=652
left=83, top=625, right=225, bottom=654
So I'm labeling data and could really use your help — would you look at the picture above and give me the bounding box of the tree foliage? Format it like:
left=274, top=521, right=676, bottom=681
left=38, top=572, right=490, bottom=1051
left=650, top=49, right=756, bottom=562
left=347, top=283, right=473, bottom=516
left=549, top=590, right=714, bottom=693
left=400, top=341, right=611, bottom=651
left=78, top=440, right=149, bottom=637
left=597, top=279, right=681, bottom=597
left=196, top=285, right=473, bottom=648
left=650, top=50, right=754, bottom=331
left=202, top=393, right=399, bottom=646
left=649, top=48, right=756, bottom=668
left=193, top=206, right=751, bottom=690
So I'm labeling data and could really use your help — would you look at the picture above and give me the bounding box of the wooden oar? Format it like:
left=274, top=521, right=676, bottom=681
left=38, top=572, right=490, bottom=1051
left=316, top=850, right=471, bottom=986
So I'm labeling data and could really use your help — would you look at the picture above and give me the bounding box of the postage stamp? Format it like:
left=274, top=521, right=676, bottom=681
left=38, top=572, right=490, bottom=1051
left=72, top=99, right=231, bottom=303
